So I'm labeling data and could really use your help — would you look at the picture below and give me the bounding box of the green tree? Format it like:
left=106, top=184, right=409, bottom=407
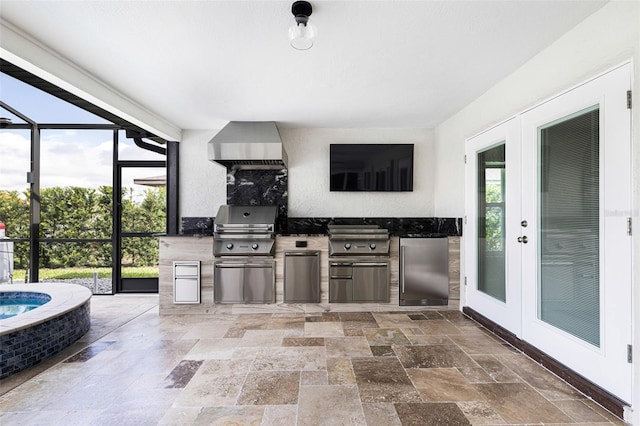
left=0, top=190, right=30, bottom=268
left=485, top=183, right=504, bottom=251
left=121, top=187, right=165, bottom=266
left=0, top=185, right=165, bottom=271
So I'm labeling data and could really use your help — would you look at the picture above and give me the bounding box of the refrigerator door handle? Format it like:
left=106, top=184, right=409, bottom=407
left=400, top=245, right=405, bottom=294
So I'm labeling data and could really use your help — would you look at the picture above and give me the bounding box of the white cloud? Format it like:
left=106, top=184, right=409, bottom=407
left=0, top=131, right=164, bottom=192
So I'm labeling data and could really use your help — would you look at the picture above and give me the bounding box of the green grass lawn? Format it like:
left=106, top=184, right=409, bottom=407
left=11, top=266, right=158, bottom=280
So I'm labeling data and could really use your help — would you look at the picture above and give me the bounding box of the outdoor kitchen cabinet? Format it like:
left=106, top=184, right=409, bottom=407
left=213, top=260, right=275, bottom=304
left=329, top=261, right=389, bottom=303
left=284, top=251, right=320, bottom=303
left=173, top=261, right=200, bottom=304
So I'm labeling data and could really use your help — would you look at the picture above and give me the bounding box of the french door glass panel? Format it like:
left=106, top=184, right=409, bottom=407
left=477, top=144, right=506, bottom=302
left=538, top=106, right=600, bottom=347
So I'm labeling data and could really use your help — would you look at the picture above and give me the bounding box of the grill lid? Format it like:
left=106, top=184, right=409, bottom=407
left=214, top=205, right=278, bottom=233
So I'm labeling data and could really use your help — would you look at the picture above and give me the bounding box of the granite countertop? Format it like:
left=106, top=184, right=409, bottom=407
left=161, top=233, right=452, bottom=238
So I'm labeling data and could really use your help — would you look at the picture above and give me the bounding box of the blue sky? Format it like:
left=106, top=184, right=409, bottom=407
left=0, top=73, right=164, bottom=193
left=0, top=73, right=110, bottom=125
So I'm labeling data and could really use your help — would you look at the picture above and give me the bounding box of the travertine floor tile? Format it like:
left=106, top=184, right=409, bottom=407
left=352, top=356, right=422, bottom=403
left=471, top=354, right=522, bottom=383
left=372, top=312, right=416, bottom=328
left=184, top=337, right=241, bottom=360
left=263, top=404, right=298, bottom=425
left=362, top=402, right=403, bottom=426
left=157, top=406, right=202, bottom=425
left=304, top=321, right=344, bottom=337
left=364, top=327, right=411, bottom=346
left=198, top=358, right=253, bottom=376
left=456, top=400, right=506, bottom=425
left=394, top=344, right=478, bottom=369
left=0, top=296, right=627, bottom=426
left=297, top=385, right=366, bottom=426
left=237, top=371, right=300, bottom=405
left=415, top=319, right=462, bottom=335
left=325, top=336, right=373, bottom=357
left=251, top=346, right=326, bottom=371
left=495, top=352, right=584, bottom=400
left=449, top=334, right=516, bottom=356
left=194, top=406, right=264, bottom=426
left=553, top=399, right=610, bottom=423
left=473, top=382, right=573, bottom=424
left=407, top=368, right=485, bottom=402
left=301, top=370, right=328, bottom=386
left=394, top=402, right=472, bottom=426
left=327, top=357, right=356, bottom=385
left=174, top=373, right=246, bottom=407
left=239, top=329, right=286, bottom=347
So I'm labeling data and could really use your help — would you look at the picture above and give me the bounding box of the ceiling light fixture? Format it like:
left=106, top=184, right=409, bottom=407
left=289, top=1, right=315, bottom=50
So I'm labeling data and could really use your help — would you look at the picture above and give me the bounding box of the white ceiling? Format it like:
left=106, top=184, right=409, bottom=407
left=0, top=0, right=606, bottom=136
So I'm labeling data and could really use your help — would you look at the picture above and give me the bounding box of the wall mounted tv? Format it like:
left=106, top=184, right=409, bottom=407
left=330, top=144, right=414, bottom=192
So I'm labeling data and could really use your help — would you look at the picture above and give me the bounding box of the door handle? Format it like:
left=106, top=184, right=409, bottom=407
left=517, top=236, right=528, bottom=244
left=400, top=246, right=405, bottom=294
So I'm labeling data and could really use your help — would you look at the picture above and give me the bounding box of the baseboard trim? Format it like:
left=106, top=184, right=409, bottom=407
left=462, top=306, right=627, bottom=420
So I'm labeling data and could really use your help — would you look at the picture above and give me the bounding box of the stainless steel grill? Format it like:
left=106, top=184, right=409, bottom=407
left=213, top=205, right=277, bottom=256
left=213, top=205, right=277, bottom=303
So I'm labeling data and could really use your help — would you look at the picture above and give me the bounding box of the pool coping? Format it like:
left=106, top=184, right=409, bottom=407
left=0, top=283, right=92, bottom=336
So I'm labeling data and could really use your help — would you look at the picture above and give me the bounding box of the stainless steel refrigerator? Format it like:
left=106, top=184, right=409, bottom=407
left=399, top=237, right=449, bottom=306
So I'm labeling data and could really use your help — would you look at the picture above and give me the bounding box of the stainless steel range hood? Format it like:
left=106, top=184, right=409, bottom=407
left=208, top=121, right=287, bottom=169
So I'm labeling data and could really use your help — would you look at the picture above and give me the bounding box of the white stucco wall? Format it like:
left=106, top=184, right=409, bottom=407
left=280, top=127, right=434, bottom=217
left=433, top=0, right=640, bottom=218
left=432, top=2, right=639, bottom=422
left=179, top=129, right=227, bottom=217
left=179, top=127, right=434, bottom=218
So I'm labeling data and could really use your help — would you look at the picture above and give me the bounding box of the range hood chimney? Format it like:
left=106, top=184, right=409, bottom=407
left=208, top=121, right=287, bottom=170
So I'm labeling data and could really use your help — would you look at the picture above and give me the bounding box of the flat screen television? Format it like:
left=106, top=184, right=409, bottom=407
left=330, top=144, right=414, bottom=191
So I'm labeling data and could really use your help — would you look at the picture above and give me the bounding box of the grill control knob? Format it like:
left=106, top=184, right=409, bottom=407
left=369, top=243, right=377, bottom=250
left=344, top=243, right=352, bottom=250
left=226, top=243, right=234, bottom=250
left=251, top=243, right=259, bottom=250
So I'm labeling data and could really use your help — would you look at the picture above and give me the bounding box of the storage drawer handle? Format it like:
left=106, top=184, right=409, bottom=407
left=352, top=262, right=388, bottom=267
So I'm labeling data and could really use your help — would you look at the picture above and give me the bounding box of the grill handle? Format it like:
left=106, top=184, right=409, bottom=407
left=215, top=263, right=273, bottom=268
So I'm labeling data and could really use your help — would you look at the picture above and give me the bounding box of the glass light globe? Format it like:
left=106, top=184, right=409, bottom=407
left=289, top=20, right=316, bottom=50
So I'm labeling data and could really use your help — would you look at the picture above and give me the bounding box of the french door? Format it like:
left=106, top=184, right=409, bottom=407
left=466, top=63, right=632, bottom=402
left=465, top=117, right=522, bottom=335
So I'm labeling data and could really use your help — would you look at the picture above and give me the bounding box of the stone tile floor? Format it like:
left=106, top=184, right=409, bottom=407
left=0, top=294, right=629, bottom=425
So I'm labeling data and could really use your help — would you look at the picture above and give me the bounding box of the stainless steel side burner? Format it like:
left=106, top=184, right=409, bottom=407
left=328, top=224, right=390, bottom=256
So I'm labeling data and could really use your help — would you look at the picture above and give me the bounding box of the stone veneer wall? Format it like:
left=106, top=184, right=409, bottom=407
left=0, top=300, right=90, bottom=378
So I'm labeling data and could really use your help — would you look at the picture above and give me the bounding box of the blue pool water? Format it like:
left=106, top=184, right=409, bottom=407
left=0, top=292, right=52, bottom=319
